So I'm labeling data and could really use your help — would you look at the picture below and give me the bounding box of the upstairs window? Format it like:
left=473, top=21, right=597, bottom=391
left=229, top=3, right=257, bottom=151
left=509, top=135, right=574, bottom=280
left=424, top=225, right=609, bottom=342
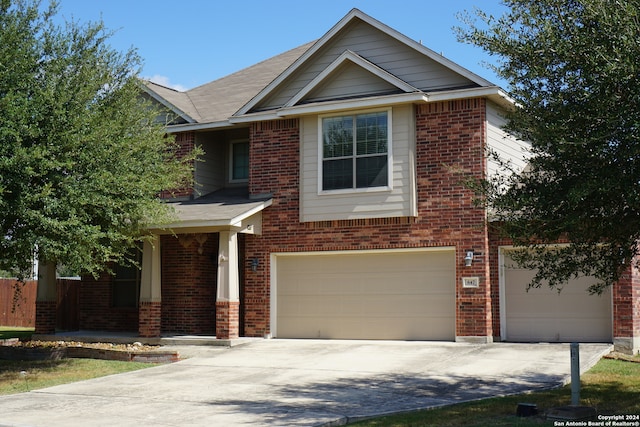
left=321, top=110, right=389, bottom=191
left=230, top=140, right=249, bottom=182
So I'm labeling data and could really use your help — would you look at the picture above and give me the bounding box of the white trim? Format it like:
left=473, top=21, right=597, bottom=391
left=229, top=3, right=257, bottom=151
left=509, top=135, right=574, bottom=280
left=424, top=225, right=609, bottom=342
left=317, top=107, right=392, bottom=194
left=235, top=8, right=495, bottom=117
left=285, top=50, right=419, bottom=108
left=269, top=246, right=456, bottom=338
left=280, top=93, right=427, bottom=117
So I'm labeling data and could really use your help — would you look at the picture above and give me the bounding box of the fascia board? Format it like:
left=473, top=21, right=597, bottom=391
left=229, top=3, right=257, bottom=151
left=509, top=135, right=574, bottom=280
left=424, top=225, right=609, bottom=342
left=425, top=86, right=515, bottom=108
left=285, top=50, right=419, bottom=108
left=142, top=85, right=197, bottom=124
left=277, top=93, right=429, bottom=117
left=165, top=120, right=235, bottom=133
left=228, top=112, right=282, bottom=124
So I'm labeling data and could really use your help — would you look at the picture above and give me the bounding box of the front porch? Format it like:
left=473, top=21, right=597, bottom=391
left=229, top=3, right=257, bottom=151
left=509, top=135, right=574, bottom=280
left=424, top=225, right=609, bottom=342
left=34, top=189, right=272, bottom=341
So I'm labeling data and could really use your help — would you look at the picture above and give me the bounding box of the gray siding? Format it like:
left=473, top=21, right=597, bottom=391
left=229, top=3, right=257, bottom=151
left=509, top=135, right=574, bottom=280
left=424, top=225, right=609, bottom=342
left=194, top=133, right=226, bottom=197
left=257, top=20, right=474, bottom=111
left=304, top=62, right=399, bottom=103
left=486, top=102, right=530, bottom=180
left=300, top=104, right=417, bottom=222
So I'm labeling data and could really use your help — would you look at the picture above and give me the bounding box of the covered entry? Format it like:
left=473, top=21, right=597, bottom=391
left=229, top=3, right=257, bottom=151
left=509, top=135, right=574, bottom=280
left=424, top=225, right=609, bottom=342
left=273, top=249, right=456, bottom=340
left=500, top=248, right=612, bottom=342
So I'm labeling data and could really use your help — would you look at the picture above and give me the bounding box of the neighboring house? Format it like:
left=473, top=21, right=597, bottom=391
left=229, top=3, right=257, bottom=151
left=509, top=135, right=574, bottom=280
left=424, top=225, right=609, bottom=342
left=34, top=9, right=639, bottom=354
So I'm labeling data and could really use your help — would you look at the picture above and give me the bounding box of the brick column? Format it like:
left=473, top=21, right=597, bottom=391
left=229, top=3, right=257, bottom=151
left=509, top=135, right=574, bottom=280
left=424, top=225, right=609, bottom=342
left=139, top=301, right=162, bottom=338
left=138, top=237, right=162, bottom=338
left=35, top=261, right=57, bottom=334
left=35, top=301, right=56, bottom=334
left=613, top=263, right=640, bottom=355
left=216, top=301, right=240, bottom=339
left=216, top=231, right=240, bottom=339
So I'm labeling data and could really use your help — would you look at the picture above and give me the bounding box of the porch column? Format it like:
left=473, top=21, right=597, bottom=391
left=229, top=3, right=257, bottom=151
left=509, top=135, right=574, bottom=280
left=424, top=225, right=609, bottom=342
left=216, top=230, right=240, bottom=339
left=35, top=261, right=57, bottom=334
left=139, top=236, right=162, bottom=338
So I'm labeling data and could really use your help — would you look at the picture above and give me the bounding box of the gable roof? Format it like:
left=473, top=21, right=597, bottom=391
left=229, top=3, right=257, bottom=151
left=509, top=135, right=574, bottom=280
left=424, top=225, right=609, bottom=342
left=146, top=8, right=511, bottom=131
left=234, top=8, right=498, bottom=117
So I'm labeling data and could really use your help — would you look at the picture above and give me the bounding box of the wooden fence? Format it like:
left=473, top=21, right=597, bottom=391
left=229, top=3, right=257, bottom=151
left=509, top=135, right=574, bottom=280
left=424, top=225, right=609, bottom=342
left=0, top=278, right=79, bottom=330
left=0, top=279, right=36, bottom=327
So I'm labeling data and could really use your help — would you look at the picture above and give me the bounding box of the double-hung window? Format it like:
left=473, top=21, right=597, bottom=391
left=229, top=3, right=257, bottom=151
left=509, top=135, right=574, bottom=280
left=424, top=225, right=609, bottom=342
left=321, top=110, right=389, bottom=191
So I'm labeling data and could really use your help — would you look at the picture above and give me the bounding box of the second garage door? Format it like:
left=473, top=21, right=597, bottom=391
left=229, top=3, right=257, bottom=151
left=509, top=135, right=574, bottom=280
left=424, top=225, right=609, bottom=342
left=274, top=249, right=455, bottom=340
left=502, top=249, right=612, bottom=342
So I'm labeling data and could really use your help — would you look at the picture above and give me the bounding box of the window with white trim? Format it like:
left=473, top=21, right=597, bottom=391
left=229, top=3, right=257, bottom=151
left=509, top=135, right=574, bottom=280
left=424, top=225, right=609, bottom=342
left=321, top=110, right=389, bottom=191
left=230, top=140, right=249, bottom=182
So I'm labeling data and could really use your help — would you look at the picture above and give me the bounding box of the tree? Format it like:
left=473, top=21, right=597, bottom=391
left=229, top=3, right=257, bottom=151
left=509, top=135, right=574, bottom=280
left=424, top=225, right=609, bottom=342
left=457, top=0, right=640, bottom=293
left=0, top=0, right=195, bottom=280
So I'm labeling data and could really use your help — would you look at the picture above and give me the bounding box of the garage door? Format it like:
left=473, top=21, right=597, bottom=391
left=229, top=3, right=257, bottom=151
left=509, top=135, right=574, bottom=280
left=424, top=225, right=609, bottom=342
left=502, top=250, right=612, bottom=342
left=275, top=250, right=455, bottom=340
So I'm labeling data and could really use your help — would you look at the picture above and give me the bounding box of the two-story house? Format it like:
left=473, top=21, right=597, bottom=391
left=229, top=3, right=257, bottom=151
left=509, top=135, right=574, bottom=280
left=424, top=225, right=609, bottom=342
left=35, top=9, right=639, bottom=354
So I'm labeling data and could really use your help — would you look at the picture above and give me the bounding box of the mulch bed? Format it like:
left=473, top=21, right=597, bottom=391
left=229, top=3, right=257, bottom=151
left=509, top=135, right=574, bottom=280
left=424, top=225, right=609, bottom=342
left=0, top=339, right=180, bottom=363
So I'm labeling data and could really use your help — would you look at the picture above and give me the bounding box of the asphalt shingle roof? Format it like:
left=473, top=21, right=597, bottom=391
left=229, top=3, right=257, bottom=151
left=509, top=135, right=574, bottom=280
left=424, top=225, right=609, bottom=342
left=145, top=42, right=315, bottom=125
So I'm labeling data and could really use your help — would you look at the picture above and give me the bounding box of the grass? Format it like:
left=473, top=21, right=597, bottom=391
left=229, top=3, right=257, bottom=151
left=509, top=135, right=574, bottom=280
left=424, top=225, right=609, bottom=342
left=0, top=326, right=154, bottom=395
left=0, top=358, right=154, bottom=395
left=350, top=357, right=640, bottom=427
left=0, top=326, right=34, bottom=341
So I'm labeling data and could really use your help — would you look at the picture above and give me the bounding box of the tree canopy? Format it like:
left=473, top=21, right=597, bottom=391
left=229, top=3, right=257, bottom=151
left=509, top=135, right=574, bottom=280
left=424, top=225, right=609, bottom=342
left=0, top=0, right=195, bottom=279
left=457, top=0, right=640, bottom=293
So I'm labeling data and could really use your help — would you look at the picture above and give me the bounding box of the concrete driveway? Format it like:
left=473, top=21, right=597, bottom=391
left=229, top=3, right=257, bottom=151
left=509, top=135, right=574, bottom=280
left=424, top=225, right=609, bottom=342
left=0, top=340, right=611, bottom=426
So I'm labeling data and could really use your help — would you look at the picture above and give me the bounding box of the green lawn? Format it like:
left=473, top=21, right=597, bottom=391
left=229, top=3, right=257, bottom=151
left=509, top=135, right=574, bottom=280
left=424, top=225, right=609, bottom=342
left=350, top=357, right=640, bottom=426
left=0, top=326, right=34, bottom=341
left=0, top=326, right=154, bottom=395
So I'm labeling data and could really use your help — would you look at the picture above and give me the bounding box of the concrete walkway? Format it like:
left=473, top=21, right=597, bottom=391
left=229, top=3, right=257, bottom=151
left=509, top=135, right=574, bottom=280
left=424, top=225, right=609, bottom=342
left=0, top=340, right=612, bottom=426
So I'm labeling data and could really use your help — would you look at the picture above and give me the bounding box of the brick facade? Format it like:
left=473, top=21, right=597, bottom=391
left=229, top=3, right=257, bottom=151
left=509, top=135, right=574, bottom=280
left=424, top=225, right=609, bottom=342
left=160, top=233, right=218, bottom=335
left=78, top=271, right=139, bottom=332
left=244, top=101, right=492, bottom=339
left=613, top=263, right=640, bottom=353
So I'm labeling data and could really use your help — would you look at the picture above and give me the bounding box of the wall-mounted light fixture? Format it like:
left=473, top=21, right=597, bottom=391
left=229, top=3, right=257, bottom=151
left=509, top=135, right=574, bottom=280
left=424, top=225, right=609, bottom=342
left=464, top=250, right=474, bottom=267
left=251, top=258, right=259, bottom=272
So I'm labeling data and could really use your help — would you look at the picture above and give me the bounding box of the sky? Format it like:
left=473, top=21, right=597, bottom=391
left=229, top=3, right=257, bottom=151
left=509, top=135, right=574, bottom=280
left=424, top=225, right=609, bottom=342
left=52, top=0, right=509, bottom=91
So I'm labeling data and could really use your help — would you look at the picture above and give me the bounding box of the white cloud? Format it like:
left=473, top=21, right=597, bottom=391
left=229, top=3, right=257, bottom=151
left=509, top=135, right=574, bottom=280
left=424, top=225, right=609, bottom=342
left=145, top=74, right=188, bottom=92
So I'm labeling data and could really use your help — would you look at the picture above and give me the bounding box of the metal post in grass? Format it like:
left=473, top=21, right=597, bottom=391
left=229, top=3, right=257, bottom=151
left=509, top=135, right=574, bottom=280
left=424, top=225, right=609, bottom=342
left=570, top=342, right=580, bottom=406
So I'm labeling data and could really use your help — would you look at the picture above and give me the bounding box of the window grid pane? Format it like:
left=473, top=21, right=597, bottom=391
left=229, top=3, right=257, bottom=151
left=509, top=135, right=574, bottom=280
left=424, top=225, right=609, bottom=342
left=356, top=112, right=387, bottom=155
left=323, top=116, right=353, bottom=158
left=356, top=155, right=388, bottom=188
left=323, top=158, right=353, bottom=190
left=322, top=111, right=388, bottom=191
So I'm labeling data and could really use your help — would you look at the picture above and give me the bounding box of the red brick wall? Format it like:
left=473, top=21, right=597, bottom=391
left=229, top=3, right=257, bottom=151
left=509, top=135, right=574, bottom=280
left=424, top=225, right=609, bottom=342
left=613, top=263, right=640, bottom=340
left=244, top=100, right=491, bottom=338
left=160, top=233, right=218, bottom=335
left=79, top=270, right=139, bottom=332
left=159, top=131, right=195, bottom=199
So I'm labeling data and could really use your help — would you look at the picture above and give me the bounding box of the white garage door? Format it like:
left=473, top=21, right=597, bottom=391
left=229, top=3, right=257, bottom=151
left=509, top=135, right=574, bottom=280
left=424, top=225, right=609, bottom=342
left=275, top=250, right=455, bottom=340
left=502, top=250, right=612, bottom=342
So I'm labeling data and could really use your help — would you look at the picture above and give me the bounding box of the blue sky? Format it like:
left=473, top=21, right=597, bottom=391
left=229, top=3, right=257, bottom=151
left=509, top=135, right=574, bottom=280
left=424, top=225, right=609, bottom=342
left=53, top=0, right=508, bottom=91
